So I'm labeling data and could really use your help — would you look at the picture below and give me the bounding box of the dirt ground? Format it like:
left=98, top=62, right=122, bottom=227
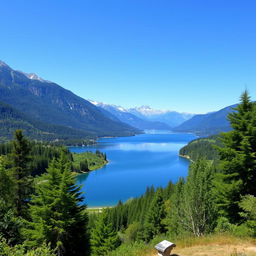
left=169, top=244, right=256, bottom=256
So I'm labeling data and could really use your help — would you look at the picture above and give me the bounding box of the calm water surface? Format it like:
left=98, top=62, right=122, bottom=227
left=70, top=132, right=196, bottom=207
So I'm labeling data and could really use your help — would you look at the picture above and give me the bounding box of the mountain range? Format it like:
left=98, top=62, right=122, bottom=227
left=90, top=101, right=173, bottom=130
left=90, top=101, right=194, bottom=130
left=129, top=106, right=194, bottom=127
left=0, top=60, right=238, bottom=142
left=0, top=61, right=139, bottom=142
left=173, top=105, right=235, bottom=135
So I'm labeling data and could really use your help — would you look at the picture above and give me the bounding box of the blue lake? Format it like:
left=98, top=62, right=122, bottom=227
left=70, top=131, right=196, bottom=207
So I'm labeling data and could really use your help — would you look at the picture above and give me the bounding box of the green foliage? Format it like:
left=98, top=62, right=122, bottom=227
left=72, top=151, right=108, bottom=172
left=215, top=217, right=235, bottom=233
left=167, top=160, right=216, bottom=237
left=102, top=183, right=174, bottom=238
left=143, top=190, right=166, bottom=241
left=0, top=239, right=55, bottom=256
left=0, top=101, right=94, bottom=144
left=0, top=140, right=73, bottom=176
left=91, top=211, right=120, bottom=256
left=239, top=195, right=256, bottom=236
left=165, top=178, right=186, bottom=236
left=0, top=156, right=15, bottom=208
left=214, top=91, right=256, bottom=222
left=80, top=159, right=89, bottom=172
left=0, top=200, right=23, bottom=245
left=122, top=222, right=142, bottom=243
left=23, top=154, right=89, bottom=256
left=215, top=217, right=254, bottom=238
left=179, top=135, right=221, bottom=161
left=0, top=141, right=24, bottom=245
left=239, top=195, right=256, bottom=220
left=10, top=130, right=32, bottom=217
left=106, top=241, right=150, bottom=256
left=0, top=139, right=105, bottom=176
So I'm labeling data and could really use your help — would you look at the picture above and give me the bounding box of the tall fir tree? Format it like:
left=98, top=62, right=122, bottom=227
left=214, top=91, right=256, bottom=222
left=90, top=211, right=120, bottom=256
left=23, top=154, right=90, bottom=256
left=166, top=178, right=185, bottom=236
left=10, top=130, right=32, bottom=217
left=143, top=189, right=166, bottom=241
left=0, top=156, right=22, bottom=245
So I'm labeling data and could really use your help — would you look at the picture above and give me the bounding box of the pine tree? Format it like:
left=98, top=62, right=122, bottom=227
left=23, top=154, right=90, bottom=256
left=0, top=156, right=22, bottom=245
left=143, top=189, right=166, bottom=241
left=0, top=156, right=15, bottom=209
left=90, top=211, right=120, bottom=256
left=214, top=91, right=256, bottom=222
left=80, top=159, right=89, bottom=172
left=10, top=130, right=32, bottom=217
left=166, top=178, right=185, bottom=236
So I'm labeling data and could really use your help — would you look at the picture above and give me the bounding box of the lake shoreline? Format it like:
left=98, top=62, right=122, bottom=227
left=73, top=132, right=196, bottom=207
left=179, top=154, right=194, bottom=162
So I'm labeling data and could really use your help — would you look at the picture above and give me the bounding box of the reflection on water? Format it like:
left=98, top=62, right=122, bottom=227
left=70, top=132, right=196, bottom=207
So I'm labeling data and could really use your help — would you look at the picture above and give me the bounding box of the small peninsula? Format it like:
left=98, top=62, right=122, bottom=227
left=72, top=150, right=108, bottom=173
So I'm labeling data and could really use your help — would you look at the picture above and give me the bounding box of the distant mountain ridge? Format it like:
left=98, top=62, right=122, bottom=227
left=0, top=60, right=237, bottom=140
left=128, top=106, right=194, bottom=128
left=0, top=61, right=139, bottom=141
left=173, top=105, right=236, bottom=135
left=90, top=101, right=172, bottom=130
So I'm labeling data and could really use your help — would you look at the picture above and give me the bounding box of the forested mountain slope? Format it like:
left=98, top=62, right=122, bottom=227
left=0, top=61, right=139, bottom=138
left=0, top=101, right=98, bottom=143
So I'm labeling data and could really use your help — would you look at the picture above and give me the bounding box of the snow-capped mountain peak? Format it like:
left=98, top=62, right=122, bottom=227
left=23, top=72, right=49, bottom=82
left=16, top=71, right=52, bottom=83
left=89, top=100, right=101, bottom=106
left=89, top=100, right=128, bottom=112
left=132, top=105, right=168, bottom=116
left=0, top=60, right=9, bottom=67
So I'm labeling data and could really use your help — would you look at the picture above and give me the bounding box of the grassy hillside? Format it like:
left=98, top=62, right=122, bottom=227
left=108, top=234, right=256, bottom=256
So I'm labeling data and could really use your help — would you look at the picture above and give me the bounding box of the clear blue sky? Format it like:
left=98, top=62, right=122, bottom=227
left=1, top=0, right=256, bottom=113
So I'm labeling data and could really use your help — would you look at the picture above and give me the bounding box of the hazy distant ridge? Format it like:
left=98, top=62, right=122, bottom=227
left=173, top=105, right=236, bottom=135
left=90, top=101, right=173, bottom=130
left=90, top=101, right=194, bottom=129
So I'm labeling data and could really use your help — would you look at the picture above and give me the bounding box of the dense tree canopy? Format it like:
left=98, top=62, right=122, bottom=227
left=215, top=91, right=256, bottom=222
left=23, top=154, right=90, bottom=256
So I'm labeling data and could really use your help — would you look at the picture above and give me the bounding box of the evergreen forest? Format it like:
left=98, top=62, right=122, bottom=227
left=0, top=91, right=256, bottom=255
